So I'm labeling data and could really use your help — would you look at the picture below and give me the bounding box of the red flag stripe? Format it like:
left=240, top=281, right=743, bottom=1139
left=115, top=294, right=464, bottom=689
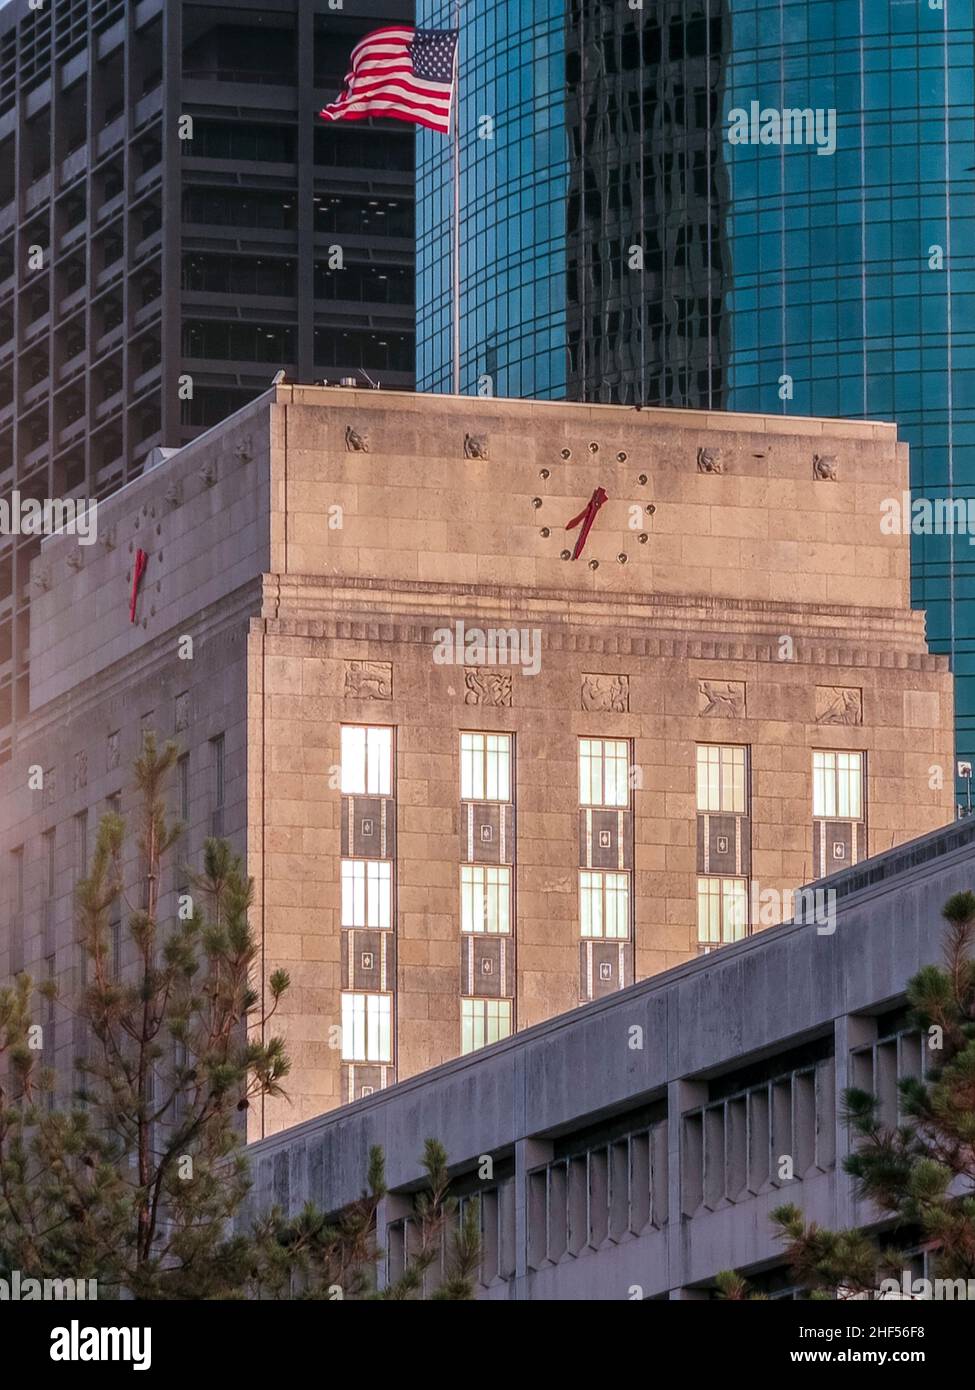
left=349, top=26, right=414, bottom=59
left=320, top=24, right=456, bottom=135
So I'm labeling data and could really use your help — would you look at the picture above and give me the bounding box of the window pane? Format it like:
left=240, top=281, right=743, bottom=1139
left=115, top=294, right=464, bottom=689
left=812, top=752, right=829, bottom=818
left=461, top=732, right=511, bottom=801
left=367, top=727, right=392, bottom=795
left=369, top=862, right=392, bottom=927
left=605, top=872, right=629, bottom=938
left=580, top=870, right=600, bottom=937
left=460, top=733, right=477, bottom=800
left=579, top=738, right=629, bottom=807
left=341, top=860, right=363, bottom=926
left=341, top=992, right=391, bottom=1061
left=461, top=998, right=512, bottom=1055
left=341, top=860, right=391, bottom=928
left=580, top=870, right=629, bottom=939
left=342, top=726, right=391, bottom=795
left=697, top=745, right=746, bottom=813
left=341, top=726, right=366, bottom=794
left=697, top=877, right=748, bottom=945
left=460, top=865, right=511, bottom=933
left=813, top=751, right=862, bottom=820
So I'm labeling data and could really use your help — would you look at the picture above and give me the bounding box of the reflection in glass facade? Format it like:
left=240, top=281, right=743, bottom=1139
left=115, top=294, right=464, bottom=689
left=416, top=0, right=975, bottom=783
left=416, top=0, right=569, bottom=397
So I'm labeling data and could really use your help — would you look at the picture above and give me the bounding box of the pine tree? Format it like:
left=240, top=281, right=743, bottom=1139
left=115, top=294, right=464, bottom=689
left=0, top=736, right=477, bottom=1299
left=380, top=1140, right=482, bottom=1301
left=718, top=891, right=975, bottom=1298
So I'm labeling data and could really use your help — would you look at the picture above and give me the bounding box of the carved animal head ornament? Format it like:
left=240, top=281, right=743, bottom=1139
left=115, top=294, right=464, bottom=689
left=813, top=454, right=838, bottom=481
left=464, top=433, right=489, bottom=460
left=697, top=447, right=724, bottom=474
left=345, top=425, right=370, bottom=453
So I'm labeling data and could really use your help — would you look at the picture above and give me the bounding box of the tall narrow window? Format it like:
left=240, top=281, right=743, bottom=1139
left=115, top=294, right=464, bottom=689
left=812, top=751, right=866, bottom=873
left=696, top=745, right=751, bottom=951
left=11, top=845, right=23, bottom=915
left=172, top=1039, right=188, bottom=1123
left=44, top=827, right=56, bottom=898
left=577, top=737, right=633, bottom=996
left=42, top=828, right=56, bottom=956
left=340, top=726, right=397, bottom=1099
left=110, top=905, right=122, bottom=980
left=177, top=753, right=190, bottom=822
left=176, top=754, right=190, bottom=894
left=341, top=859, right=392, bottom=929
left=9, top=847, right=24, bottom=975
left=45, top=954, right=56, bottom=1024
left=74, top=810, right=88, bottom=881
left=210, top=734, right=225, bottom=836
left=44, top=952, right=57, bottom=1111
left=459, top=733, right=515, bottom=1047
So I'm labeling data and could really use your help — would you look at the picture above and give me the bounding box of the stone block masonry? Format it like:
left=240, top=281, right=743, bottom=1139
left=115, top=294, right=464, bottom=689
left=0, top=386, right=955, bottom=1139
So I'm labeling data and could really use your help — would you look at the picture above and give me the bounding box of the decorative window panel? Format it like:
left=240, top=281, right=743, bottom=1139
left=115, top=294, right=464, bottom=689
left=341, top=795, right=396, bottom=859
left=461, top=801, right=515, bottom=864
left=461, top=933, right=510, bottom=998
left=579, top=807, right=633, bottom=871
left=697, top=812, right=751, bottom=877
left=580, top=939, right=632, bottom=999
left=341, top=928, right=394, bottom=992
left=812, top=819, right=866, bottom=876
left=343, top=1063, right=395, bottom=1104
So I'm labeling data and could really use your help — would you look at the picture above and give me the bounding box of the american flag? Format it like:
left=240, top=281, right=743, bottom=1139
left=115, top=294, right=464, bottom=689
left=319, top=26, right=458, bottom=135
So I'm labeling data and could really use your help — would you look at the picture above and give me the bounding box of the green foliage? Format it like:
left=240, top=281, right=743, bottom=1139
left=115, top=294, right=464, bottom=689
left=724, top=894, right=975, bottom=1298
left=714, top=1269, right=768, bottom=1301
left=0, top=737, right=478, bottom=1300
left=380, top=1140, right=481, bottom=1301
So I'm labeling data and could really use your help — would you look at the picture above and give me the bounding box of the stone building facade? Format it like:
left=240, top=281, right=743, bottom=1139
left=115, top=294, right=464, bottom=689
left=242, top=817, right=975, bottom=1299
left=0, top=386, right=956, bottom=1137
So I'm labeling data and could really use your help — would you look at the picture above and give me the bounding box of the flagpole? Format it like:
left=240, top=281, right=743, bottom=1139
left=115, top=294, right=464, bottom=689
left=451, top=3, right=462, bottom=395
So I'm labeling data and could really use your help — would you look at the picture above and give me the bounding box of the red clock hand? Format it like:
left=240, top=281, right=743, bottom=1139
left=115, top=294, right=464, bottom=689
left=565, top=487, right=608, bottom=560
left=130, top=549, right=148, bottom=623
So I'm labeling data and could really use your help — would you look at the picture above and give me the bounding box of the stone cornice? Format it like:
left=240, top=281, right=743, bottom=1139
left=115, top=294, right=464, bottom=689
left=259, top=574, right=945, bottom=672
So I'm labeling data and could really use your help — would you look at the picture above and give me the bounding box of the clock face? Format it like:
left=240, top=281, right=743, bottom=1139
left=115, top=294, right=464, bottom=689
left=533, top=443, right=655, bottom=571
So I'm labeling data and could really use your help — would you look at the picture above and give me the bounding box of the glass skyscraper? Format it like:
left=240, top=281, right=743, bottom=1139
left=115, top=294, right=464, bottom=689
left=416, top=0, right=975, bottom=785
